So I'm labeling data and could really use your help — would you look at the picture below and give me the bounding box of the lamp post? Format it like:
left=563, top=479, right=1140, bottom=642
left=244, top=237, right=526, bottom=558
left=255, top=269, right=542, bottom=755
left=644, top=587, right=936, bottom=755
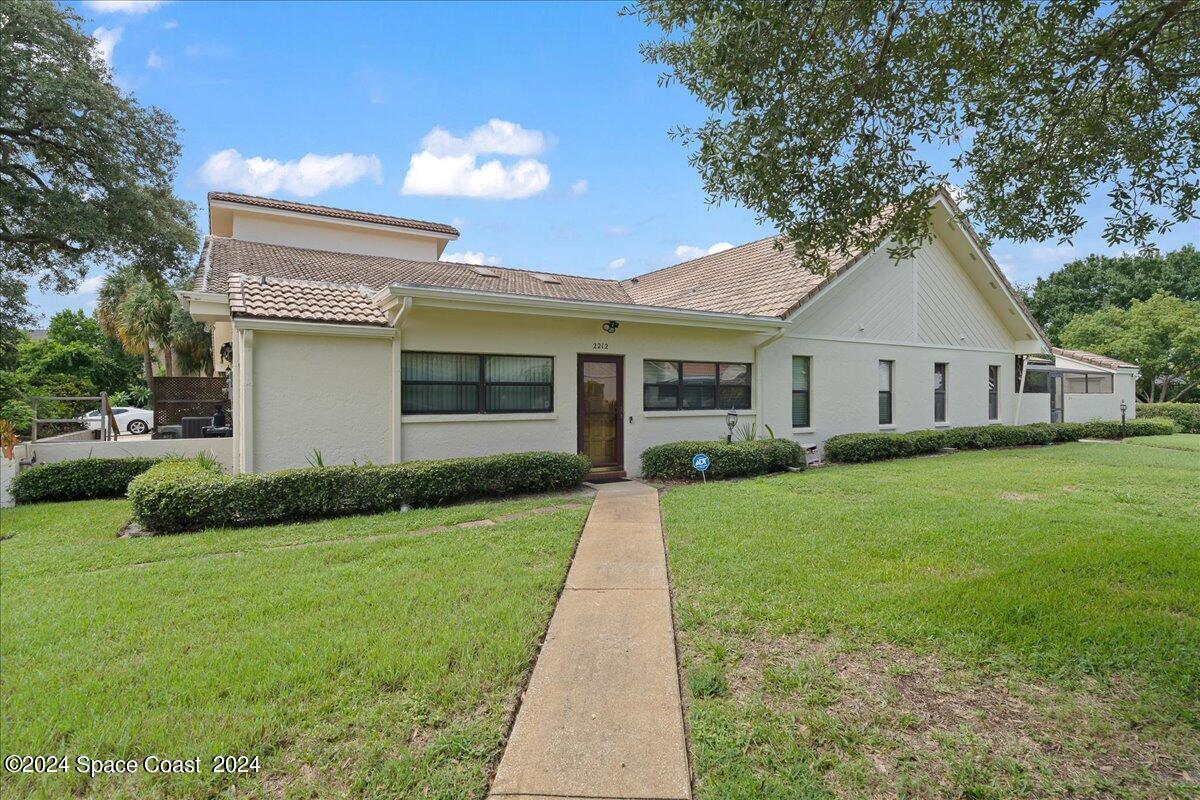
left=1120, top=400, right=1127, bottom=440
left=725, top=409, right=738, bottom=443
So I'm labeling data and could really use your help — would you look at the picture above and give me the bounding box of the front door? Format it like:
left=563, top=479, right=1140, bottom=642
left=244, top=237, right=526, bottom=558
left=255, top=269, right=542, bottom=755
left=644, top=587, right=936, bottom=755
left=577, top=355, right=623, bottom=471
left=1050, top=373, right=1064, bottom=422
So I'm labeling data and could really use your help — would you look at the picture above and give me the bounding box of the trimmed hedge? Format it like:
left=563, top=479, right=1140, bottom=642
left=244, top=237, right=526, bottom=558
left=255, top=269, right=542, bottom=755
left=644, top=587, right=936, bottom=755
left=825, top=419, right=1177, bottom=464
left=1136, top=402, right=1200, bottom=433
left=11, top=457, right=162, bottom=504
left=640, top=439, right=805, bottom=480
left=129, top=450, right=591, bottom=533
left=1079, top=418, right=1176, bottom=439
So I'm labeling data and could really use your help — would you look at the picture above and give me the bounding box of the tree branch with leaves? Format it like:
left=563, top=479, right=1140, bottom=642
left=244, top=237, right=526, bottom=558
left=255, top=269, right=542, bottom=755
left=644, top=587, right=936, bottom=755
left=630, top=0, right=1199, bottom=270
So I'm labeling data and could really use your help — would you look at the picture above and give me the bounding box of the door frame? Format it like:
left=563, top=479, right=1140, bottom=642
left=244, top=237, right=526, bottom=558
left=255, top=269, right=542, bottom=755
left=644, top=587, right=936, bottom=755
left=1049, top=373, right=1064, bottom=422
left=576, top=353, right=624, bottom=470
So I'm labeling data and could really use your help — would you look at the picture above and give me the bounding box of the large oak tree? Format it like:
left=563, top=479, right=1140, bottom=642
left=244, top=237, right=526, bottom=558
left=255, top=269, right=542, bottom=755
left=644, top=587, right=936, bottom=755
left=632, top=0, right=1199, bottom=269
left=0, top=1, right=196, bottom=352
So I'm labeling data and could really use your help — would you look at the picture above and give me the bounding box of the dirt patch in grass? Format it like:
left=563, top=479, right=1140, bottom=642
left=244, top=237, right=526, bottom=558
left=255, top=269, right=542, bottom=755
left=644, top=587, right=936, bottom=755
left=704, top=630, right=1197, bottom=799
left=1000, top=491, right=1040, bottom=502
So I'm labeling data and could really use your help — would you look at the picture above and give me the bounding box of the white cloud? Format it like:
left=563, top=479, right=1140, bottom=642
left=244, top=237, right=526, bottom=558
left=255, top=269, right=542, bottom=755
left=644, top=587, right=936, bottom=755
left=72, top=274, right=106, bottom=296
left=85, top=1, right=168, bottom=14
left=198, top=149, right=382, bottom=198
left=607, top=257, right=627, bottom=271
left=571, top=179, right=588, bottom=196
left=606, top=225, right=629, bottom=237
left=442, top=251, right=500, bottom=267
left=420, top=119, right=545, bottom=158
left=674, top=242, right=733, bottom=261
left=91, top=26, right=123, bottom=66
left=163, top=19, right=178, bottom=29
left=146, top=50, right=164, bottom=68
left=401, top=119, right=551, bottom=200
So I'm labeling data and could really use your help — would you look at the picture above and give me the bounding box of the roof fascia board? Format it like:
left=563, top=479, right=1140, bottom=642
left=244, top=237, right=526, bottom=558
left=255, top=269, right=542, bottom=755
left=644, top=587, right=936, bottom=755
left=1052, top=354, right=1141, bottom=375
left=178, top=290, right=230, bottom=322
left=231, top=317, right=395, bottom=338
left=209, top=199, right=459, bottom=242
left=380, top=284, right=784, bottom=332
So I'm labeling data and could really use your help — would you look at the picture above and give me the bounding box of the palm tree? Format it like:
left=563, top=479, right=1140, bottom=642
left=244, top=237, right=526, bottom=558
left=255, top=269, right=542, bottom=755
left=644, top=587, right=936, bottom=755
left=114, top=277, right=174, bottom=390
left=169, top=302, right=213, bottom=376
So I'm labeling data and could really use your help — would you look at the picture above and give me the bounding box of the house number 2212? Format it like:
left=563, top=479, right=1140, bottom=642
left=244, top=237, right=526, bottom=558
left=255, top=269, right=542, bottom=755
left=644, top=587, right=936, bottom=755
left=592, top=342, right=609, bottom=350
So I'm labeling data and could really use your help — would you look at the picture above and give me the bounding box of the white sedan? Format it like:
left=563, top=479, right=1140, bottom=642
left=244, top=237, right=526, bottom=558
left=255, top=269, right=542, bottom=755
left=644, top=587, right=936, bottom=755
left=79, top=407, right=154, bottom=435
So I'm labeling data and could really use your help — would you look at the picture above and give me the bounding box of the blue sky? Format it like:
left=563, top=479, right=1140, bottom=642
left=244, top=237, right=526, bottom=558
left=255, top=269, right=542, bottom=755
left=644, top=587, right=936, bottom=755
left=29, top=0, right=1197, bottom=323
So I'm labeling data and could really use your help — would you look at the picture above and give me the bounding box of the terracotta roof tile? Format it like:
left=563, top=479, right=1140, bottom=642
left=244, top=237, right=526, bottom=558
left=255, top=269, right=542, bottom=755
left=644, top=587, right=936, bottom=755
left=1052, top=347, right=1138, bottom=370
left=200, top=236, right=632, bottom=305
left=227, top=273, right=388, bottom=327
left=621, top=236, right=861, bottom=318
left=208, top=192, right=459, bottom=237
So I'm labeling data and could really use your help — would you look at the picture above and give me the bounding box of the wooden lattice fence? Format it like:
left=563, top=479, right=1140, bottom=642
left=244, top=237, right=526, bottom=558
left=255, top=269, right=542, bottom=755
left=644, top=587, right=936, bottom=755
left=153, top=376, right=230, bottom=429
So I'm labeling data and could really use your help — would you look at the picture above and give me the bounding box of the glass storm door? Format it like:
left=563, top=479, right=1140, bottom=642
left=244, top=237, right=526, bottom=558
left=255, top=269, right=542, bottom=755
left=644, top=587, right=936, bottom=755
left=1050, top=373, right=1064, bottom=422
left=578, top=355, right=623, bottom=470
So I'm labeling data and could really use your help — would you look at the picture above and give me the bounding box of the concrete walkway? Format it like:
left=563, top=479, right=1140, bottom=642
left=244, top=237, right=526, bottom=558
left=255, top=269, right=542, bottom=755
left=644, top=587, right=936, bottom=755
left=489, top=480, right=691, bottom=800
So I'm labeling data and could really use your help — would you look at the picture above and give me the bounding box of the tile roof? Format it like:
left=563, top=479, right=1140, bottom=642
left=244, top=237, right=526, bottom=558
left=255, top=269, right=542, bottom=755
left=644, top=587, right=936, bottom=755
left=621, top=236, right=863, bottom=318
left=200, top=236, right=631, bottom=304
left=208, top=192, right=460, bottom=237
left=1052, top=347, right=1138, bottom=371
left=227, top=273, right=389, bottom=327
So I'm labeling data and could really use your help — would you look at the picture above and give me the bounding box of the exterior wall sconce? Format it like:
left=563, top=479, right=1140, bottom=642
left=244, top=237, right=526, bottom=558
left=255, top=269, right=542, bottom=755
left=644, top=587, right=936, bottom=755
left=602, top=320, right=619, bottom=334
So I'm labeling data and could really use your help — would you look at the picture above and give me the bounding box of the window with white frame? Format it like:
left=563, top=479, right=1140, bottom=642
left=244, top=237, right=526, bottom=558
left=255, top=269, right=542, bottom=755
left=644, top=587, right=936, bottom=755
left=878, top=360, right=893, bottom=425
left=792, top=356, right=811, bottom=427
left=934, top=363, right=948, bottom=422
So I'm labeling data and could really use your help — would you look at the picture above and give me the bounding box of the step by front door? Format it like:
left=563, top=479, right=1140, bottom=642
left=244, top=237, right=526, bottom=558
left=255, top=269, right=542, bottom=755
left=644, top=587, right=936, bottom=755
left=577, top=355, right=623, bottom=471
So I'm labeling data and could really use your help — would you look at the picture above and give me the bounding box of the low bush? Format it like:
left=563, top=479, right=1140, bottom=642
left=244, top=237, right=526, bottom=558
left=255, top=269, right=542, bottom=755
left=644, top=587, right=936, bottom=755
left=129, top=450, right=591, bottom=533
left=12, top=456, right=162, bottom=504
left=823, top=432, right=925, bottom=463
left=640, top=438, right=805, bottom=480
left=1080, top=418, right=1177, bottom=438
left=1136, top=403, right=1200, bottom=433
left=824, top=418, right=1175, bottom=464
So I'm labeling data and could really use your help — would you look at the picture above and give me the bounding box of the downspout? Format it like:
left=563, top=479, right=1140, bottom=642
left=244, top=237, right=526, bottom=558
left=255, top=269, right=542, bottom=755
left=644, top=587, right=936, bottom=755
left=753, top=326, right=788, bottom=436
left=1013, top=355, right=1027, bottom=425
left=240, top=329, right=255, bottom=473
left=389, top=297, right=413, bottom=464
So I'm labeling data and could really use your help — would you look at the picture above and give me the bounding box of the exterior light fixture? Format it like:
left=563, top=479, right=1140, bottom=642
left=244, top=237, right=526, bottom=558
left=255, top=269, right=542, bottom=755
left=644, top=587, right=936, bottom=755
left=602, top=320, right=619, bottom=334
left=1120, top=400, right=1127, bottom=440
left=725, top=408, right=739, bottom=443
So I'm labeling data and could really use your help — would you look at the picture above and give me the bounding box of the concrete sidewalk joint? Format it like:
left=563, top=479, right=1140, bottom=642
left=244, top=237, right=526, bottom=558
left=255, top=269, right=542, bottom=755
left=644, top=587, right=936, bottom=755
left=488, top=481, right=691, bottom=800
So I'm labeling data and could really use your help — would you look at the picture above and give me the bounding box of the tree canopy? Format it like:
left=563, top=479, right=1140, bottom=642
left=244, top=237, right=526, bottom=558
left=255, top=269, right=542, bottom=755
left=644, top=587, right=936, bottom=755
left=0, top=1, right=197, bottom=319
left=632, top=0, right=1200, bottom=270
left=1022, top=245, right=1200, bottom=341
left=1060, top=291, right=1200, bottom=401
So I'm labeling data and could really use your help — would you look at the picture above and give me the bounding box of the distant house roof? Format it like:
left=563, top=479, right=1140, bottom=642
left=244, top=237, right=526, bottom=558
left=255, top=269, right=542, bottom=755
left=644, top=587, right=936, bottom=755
left=208, top=192, right=460, bottom=237
left=1052, top=347, right=1138, bottom=371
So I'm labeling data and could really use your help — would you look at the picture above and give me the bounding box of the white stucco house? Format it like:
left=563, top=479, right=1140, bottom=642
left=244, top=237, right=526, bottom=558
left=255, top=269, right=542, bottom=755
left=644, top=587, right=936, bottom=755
left=180, top=190, right=1139, bottom=477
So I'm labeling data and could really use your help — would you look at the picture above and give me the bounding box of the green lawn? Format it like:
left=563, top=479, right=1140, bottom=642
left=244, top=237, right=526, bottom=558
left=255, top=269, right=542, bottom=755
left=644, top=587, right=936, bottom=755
left=662, top=442, right=1200, bottom=799
left=0, top=493, right=590, bottom=799
left=1124, top=432, right=1200, bottom=452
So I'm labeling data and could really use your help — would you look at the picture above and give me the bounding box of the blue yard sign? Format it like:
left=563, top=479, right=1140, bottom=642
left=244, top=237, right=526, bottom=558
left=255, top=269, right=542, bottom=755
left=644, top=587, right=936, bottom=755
left=692, top=452, right=711, bottom=481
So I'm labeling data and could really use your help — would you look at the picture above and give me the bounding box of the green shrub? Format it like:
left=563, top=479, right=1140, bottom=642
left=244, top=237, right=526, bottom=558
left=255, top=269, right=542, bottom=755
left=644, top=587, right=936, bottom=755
left=824, top=419, right=1175, bottom=464
left=823, top=432, right=931, bottom=463
left=129, top=451, right=591, bottom=533
left=1136, top=403, right=1200, bottom=433
left=11, top=456, right=163, bottom=504
left=1080, top=418, right=1177, bottom=438
left=640, top=439, right=805, bottom=480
